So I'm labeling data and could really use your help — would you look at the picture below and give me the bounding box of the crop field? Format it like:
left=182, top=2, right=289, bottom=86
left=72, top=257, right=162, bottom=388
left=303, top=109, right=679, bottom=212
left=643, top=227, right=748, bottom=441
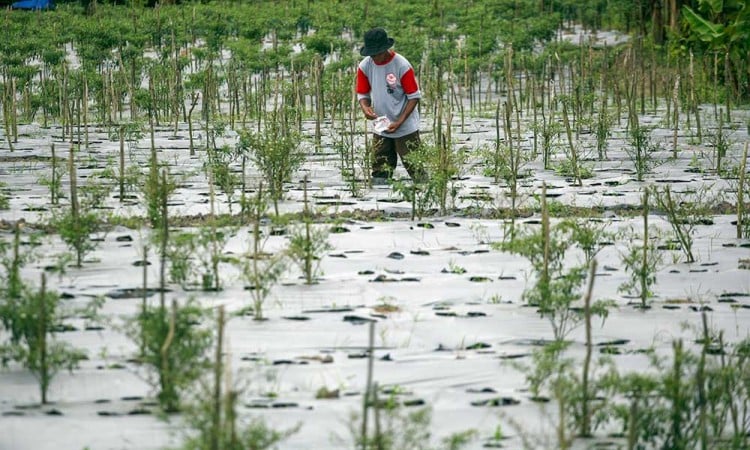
left=1, top=1, right=749, bottom=449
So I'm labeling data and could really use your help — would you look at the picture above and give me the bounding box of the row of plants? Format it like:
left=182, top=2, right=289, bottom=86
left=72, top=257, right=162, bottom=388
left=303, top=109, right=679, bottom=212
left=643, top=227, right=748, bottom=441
left=1, top=2, right=747, bottom=217
left=1, top=1, right=748, bottom=147
left=1, top=1, right=748, bottom=449
left=1, top=160, right=746, bottom=448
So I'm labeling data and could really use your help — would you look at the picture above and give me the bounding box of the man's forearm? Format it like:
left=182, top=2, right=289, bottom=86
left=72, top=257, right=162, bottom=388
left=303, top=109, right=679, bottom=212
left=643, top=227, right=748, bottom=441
left=396, top=98, right=418, bottom=125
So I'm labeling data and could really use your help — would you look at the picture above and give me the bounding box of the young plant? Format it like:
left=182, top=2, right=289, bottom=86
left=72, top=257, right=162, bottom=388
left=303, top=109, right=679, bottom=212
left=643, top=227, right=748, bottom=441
left=166, top=231, right=198, bottom=287
left=626, top=123, right=662, bottom=182
left=239, top=184, right=287, bottom=320
left=0, top=273, right=86, bottom=404
left=496, top=189, right=611, bottom=341
left=606, top=369, right=664, bottom=449
left=110, top=122, right=144, bottom=202
left=559, top=95, right=586, bottom=186
left=0, top=181, right=8, bottom=210
left=534, top=111, right=563, bottom=171
left=523, top=341, right=578, bottom=449
left=510, top=262, right=614, bottom=448
left=236, top=107, right=305, bottom=217
left=286, top=178, right=331, bottom=285
left=169, top=307, right=298, bottom=450
left=707, top=113, right=732, bottom=174
left=0, top=223, right=32, bottom=342
left=347, top=386, right=477, bottom=450
left=126, top=297, right=213, bottom=412
left=53, top=146, right=104, bottom=267
left=142, top=148, right=176, bottom=236
left=482, top=101, right=530, bottom=222
left=619, top=190, right=662, bottom=308
left=37, top=143, right=65, bottom=205
left=195, top=224, right=232, bottom=292
left=594, top=102, right=613, bottom=160
left=730, top=142, right=748, bottom=238
left=400, top=138, right=464, bottom=219
left=650, top=184, right=715, bottom=263
left=206, top=143, right=241, bottom=215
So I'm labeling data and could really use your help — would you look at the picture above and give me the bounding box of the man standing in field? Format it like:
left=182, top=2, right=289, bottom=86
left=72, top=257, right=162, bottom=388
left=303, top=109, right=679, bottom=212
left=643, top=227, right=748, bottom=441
left=356, top=27, right=424, bottom=184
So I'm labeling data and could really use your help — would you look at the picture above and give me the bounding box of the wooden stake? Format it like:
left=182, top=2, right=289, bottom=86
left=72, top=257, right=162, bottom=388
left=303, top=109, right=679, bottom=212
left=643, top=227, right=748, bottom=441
left=361, top=321, right=375, bottom=449
left=738, top=143, right=748, bottom=239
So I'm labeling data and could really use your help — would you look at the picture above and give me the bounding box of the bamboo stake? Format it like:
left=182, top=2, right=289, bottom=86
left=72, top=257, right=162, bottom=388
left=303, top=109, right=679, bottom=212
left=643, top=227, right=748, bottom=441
left=697, top=312, right=709, bottom=450
left=11, top=78, right=18, bottom=143
left=738, top=143, right=748, bottom=239
left=580, top=258, right=597, bottom=437
left=641, top=190, right=649, bottom=307
left=83, top=76, right=89, bottom=149
left=361, top=321, right=375, bottom=449
left=690, top=52, right=702, bottom=142
left=160, top=169, right=169, bottom=309
left=68, top=145, right=80, bottom=266
left=160, top=299, right=176, bottom=409
left=39, top=272, right=48, bottom=404
left=141, top=245, right=148, bottom=358
left=541, top=183, right=550, bottom=300
left=50, top=143, right=57, bottom=205
left=672, top=76, right=680, bottom=158
left=211, top=306, right=225, bottom=450
left=119, top=126, right=125, bottom=202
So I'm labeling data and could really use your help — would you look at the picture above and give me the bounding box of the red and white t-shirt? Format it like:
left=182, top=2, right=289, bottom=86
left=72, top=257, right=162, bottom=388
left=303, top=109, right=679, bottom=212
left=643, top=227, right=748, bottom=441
left=356, top=51, right=421, bottom=137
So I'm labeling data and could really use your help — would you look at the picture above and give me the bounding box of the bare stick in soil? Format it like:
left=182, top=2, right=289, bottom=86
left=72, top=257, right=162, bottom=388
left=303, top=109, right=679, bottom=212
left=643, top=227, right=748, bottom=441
left=580, top=258, right=597, bottom=438
left=737, top=142, right=747, bottom=239
left=361, top=321, right=375, bottom=449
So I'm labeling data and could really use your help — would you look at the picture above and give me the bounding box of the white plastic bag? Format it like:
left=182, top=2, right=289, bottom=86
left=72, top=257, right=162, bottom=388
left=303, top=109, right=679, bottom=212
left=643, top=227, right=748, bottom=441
left=372, top=116, right=391, bottom=133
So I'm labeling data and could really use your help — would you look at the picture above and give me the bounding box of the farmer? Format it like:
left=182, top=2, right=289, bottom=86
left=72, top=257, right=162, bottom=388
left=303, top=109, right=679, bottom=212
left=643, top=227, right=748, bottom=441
left=356, top=27, right=424, bottom=184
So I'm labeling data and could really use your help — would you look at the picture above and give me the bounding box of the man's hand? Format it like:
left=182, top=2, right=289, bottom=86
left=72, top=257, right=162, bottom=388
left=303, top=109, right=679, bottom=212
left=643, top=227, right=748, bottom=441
left=359, top=101, right=377, bottom=120
left=363, top=107, right=378, bottom=120
left=385, top=120, right=402, bottom=133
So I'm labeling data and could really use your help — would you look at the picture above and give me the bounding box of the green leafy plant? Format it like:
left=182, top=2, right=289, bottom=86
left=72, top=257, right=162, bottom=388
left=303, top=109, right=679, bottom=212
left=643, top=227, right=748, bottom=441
left=706, top=114, right=732, bottom=174
left=286, top=179, right=331, bottom=285
left=496, top=221, right=593, bottom=340
left=53, top=146, right=105, bottom=267
left=166, top=232, right=198, bottom=287
left=236, top=106, right=305, bottom=217
left=400, top=138, right=464, bottom=219
left=0, top=224, right=33, bottom=343
left=618, top=191, right=662, bottom=308
left=606, top=321, right=750, bottom=449
left=496, top=187, right=615, bottom=341
left=650, top=184, right=715, bottom=263
left=126, top=298, right=213, bottom=413
left=594, top=104, right=613, bottom=160
left=195, top=225, right=232, bottom=292
left=730, top=143, right=749, bottom=238
left=206, top=143, right=241, bottom=215
left=239, top=185, right=287, bottom=320
left=523, top=341, right=579, bottom=449
left=558, top=95, right=588, bottom=186
left=169, top=307, right=298, bottom=450
left=347, top=388, right=477, bottom=450
left=626, top=123, right=662, bottom=182
left=554, top=158, right=593, bottom=181
left=480, top=106, right=531, bottom=222
left=37, top=144, right=65, bottom=205
left=534, top=113, right=563, bottom=171
left=0, top=273, right=86, bottom=404
left=0, top=181, right=8, bottom=210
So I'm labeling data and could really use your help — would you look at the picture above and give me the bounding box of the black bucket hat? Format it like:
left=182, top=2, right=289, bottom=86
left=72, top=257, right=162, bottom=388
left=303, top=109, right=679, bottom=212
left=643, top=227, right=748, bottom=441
left=360, top=27, right=394, bottom=56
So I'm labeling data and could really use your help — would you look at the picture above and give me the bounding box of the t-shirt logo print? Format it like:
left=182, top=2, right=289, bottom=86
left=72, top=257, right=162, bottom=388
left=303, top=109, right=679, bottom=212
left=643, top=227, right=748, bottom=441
left=385, top=73, right=397, bottom=94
